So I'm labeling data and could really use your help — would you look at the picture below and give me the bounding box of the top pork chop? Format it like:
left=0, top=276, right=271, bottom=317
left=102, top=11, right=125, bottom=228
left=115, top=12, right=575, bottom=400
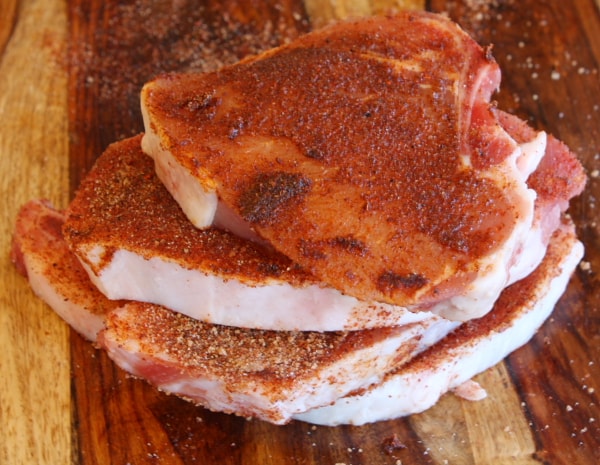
left=141, top=12, right=581, bottom=320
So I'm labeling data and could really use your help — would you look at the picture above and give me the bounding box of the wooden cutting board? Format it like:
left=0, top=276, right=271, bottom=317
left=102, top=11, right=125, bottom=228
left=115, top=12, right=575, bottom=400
left=1, top=1, right=599, bottom=464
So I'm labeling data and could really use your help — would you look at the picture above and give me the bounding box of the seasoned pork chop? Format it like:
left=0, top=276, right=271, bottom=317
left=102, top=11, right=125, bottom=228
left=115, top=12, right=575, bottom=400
left=141, top=12, right=584, bottom=320
left=63, top=135, right=439, bottom=331
left=100, top=303, right=455, bottom=424
left=12, top=200, right=457, bottom=424
left=297, top=220, right=584, bottom=425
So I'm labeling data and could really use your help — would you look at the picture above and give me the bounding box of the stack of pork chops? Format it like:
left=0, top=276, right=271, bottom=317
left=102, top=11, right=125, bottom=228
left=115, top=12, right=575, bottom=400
left=12, top=12, right=586, bottom=425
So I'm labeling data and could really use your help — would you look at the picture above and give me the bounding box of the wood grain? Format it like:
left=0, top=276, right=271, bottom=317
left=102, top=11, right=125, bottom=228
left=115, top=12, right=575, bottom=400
left=1, top=1, right=599, bottom=464
left=0, top=1, right=71, bottom=465
left=0, top=0, right=17, bottom=56
left=304, top=0, right=423, bottom=26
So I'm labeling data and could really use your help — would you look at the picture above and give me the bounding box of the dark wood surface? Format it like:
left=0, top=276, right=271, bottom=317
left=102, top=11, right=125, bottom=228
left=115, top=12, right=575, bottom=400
left=1, top=1, right=599, bottom=464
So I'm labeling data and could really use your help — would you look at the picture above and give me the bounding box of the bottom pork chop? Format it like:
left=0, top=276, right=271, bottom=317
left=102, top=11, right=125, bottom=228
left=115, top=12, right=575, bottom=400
left=12, top=200, right=457, bottom=424
left=62, top=135, right=437, bottom=332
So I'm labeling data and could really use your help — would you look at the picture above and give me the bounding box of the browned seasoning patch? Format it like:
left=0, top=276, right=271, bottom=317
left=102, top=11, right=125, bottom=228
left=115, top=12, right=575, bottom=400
left=239, top=172, right=312, bottom=225
left=377, top=271, right=429, bottom=295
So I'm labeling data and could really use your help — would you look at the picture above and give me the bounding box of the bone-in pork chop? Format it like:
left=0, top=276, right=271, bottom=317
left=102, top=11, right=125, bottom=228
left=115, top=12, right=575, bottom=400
left=12, top=200, right=457, bottom=424
left=63, top=135, right=439, bottom=331
left=140, top=12, right=585, bottom=321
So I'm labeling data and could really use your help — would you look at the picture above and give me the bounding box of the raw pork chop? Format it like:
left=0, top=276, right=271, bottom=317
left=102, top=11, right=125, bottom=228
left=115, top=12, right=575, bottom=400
left=13, top=200, right=457, bottom=424
left=64, top=135, right=440, bottom=331
left=296, top=220, right=584, bottom=425
left=100, top=303, right=454, bottom=424
left=140, top=12, right=585, bottom=320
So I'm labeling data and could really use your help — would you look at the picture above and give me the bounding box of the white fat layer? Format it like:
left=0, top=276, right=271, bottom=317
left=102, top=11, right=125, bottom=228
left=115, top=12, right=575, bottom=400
left=294, top=236, right=583, bottom=426
left=25, top=256, right=104, bottom=342
left=213, top=201, right=267, bottom=244
left=141, top=128, right=218, bottom=228
left=507, top=220, right=549, bottom=285
left=517, top=131, right=547, bottom=179
left=103, top=312, right=460, bottom=424
left=79, top=248, right=434, bottom=331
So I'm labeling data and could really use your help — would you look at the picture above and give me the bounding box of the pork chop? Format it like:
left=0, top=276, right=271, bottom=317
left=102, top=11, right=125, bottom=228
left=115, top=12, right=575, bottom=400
left=14, top=199, right=457, bottom=424
left=63, top=135, right=439, bottom=331
left=140, top=12, right=585, bottom=321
